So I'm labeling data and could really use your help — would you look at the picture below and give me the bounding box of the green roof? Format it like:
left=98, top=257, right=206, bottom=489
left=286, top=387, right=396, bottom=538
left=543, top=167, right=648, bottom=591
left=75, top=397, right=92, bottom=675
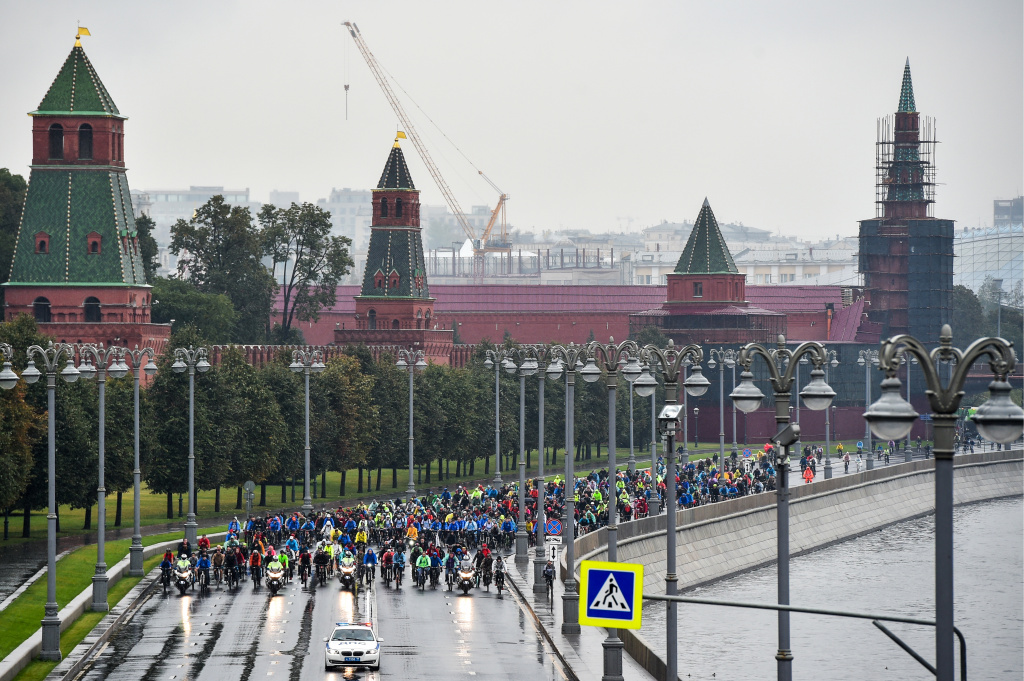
left=898, top=58, right=916, bottom=113
left=377, top=144, right=415, bottom=190
left=7, top=168, right=145, bottom=286
left=359, top=228, right=430, bottom=299
left=674, top=198, right=738, bottom=275
left=32, top=45, right=122, bottom=117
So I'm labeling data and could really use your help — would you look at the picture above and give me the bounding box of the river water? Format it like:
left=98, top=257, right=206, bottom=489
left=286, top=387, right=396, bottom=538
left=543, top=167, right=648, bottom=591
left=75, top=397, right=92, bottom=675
left=639, top=496, right=1023, bottom=680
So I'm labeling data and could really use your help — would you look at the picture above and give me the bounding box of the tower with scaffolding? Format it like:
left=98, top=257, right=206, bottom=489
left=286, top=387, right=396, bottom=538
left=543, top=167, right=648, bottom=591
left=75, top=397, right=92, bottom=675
left=858, top=59, right=953, bottom=343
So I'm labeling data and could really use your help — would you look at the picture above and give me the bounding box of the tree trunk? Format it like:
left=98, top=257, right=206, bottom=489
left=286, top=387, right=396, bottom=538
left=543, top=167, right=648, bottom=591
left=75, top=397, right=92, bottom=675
left=321, top=470, right=327, bottom=499
left=83, top=504, right=91, bottom=530
left=259, top=483, right=267, bottom=507
left=526, top=449, right=531, bottom=469
left=469, top=458, right=475, bottom=475
left=445, top=458, right=450, bottom=480
left=341, top=470, right=347, bottom=497
left=114, top=491, right=123, bottom=527
left=375, top=467, right=382, bottom=491
left=215, top=486, right=221, bottom=513
left=357, top=467, right=363, bottom=494
left=456, top=458, right=462, bottom=477
left=281, top=482, right=286, bottom=504
left=291, top=476, right=296, bottom=503
left=55, top=506, right=60, bottom=533
left=236, top=486, right=242, bottom=510
left=425, top=460, right=431, bottom=484
left=168, top=492, right=173, bottom=519
left=484, top=453, right=489, bottom=474
left=437, top=457, right=443, bottom=480
left=391, top=467, right=397, bottom=489
left=23, top=501, right=31, bottom=538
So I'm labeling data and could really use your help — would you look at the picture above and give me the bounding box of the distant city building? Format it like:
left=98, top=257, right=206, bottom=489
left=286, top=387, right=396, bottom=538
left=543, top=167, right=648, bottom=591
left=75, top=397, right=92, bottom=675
left=993, top=197, right=1023, bottom=227
left=268, top=190, right=299, bottom=206
left=952, top=196, right=1023, bottom=300
left=859, top=60, right=953, bottom=343
left=316, top=187, right=373, bottom=251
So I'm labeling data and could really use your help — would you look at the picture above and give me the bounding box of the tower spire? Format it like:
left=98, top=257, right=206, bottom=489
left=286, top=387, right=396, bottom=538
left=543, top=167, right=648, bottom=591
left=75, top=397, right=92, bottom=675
left=898, top=58, right=916, bottom=113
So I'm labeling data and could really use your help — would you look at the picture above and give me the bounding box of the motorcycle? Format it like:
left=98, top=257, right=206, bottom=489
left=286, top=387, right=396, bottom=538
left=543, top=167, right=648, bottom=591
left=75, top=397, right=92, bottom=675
left=458, top=567, right=475, bottom=595
left=338, top=561, right=358, bottom=594
left=266, top=566, right=285, bottom=595
left=174, top=566, right=193, bottom=595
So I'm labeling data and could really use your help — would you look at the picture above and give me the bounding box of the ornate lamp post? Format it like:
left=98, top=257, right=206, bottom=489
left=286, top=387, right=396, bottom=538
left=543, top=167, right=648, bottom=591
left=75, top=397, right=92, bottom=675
left=546, top=343, right=589, bottom=635
left=76, top=344, right=129, bottom=611
left=820, top=350, right=839, bottom=479
left=23, top=342, right=80, bottom=660
left=394, top=349, right=426, bottom=496
left=638, top=341, right=707, bottom=681
left=583, top=337, right=640, bottom=681
left=707, top=348, right=738, bottom=471
left=483, top=348, right=516, bottom=484
left=632, top=362, right=659, bottom=512
left=899, top=353, right=919, bottom=459
left=506, top=347, right=539, bottom=564
left=290, top=349, right=326, bottom=510
left=124, top=345, right=157, bottom=576
left=730, top=335, right=835, bottom=681
left=533, top=347, right=554, bottom=592
left=857, top=349, right=879, bottom=467
left=171, top=346, right=210, bottom=545
left=864, top=324, right=1022, bottom=681
left=640, top=339, right=710, bottom=468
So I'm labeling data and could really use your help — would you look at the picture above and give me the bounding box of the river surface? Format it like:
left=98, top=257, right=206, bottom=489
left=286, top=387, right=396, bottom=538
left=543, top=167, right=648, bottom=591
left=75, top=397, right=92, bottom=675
left=639, top=496, right=1023, bottom=680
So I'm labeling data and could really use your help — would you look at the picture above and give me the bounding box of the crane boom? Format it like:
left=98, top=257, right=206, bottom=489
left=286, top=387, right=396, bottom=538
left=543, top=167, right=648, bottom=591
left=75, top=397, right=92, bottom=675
left=343, top=21, right=476, bottom=245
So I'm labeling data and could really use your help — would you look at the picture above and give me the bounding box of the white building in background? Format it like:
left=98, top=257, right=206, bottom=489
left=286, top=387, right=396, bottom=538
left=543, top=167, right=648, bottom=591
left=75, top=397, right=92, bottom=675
left=316, top=188, right=373, bottom=252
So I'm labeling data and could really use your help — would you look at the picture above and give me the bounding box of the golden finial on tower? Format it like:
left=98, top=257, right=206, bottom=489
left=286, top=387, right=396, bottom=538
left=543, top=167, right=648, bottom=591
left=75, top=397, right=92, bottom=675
left=393, top=130, right=407, bottom=148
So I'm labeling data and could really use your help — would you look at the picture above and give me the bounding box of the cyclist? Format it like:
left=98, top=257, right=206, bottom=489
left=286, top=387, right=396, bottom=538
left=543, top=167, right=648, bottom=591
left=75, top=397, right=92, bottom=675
left=362, top=547, right=378, bottom=586
left=198, top=534, right=211, bottom=552
left=444, top=550, right=457, bottom=589
left=429, top=550, right=443, bottom=588
left=159, top=552, right=174, bottom=588
left=415, top=550, right=431, bottom=587
left=211, top=546, right=225, bottom=584
left=298, top=546, right=312, bottom=584
left=248, top=548, right=263, bottom=586
left=393, top=549, right=407, bottom=587
left=312, top=548, right=330, bottom=585
left=493, top=555, right=506, bottom=591
left=543, top=559, right=556, bottom=596
left=195, top=551, right=211, bottom=589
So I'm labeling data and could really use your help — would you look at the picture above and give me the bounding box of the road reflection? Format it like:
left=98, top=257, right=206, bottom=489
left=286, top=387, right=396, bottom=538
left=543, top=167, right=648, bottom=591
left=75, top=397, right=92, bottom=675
left=179, top=595, right=192, bottom=635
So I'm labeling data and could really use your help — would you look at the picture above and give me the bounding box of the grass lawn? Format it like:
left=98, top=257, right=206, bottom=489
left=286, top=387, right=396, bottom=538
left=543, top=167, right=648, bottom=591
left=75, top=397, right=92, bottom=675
left=1, top=533, right=192, bottom=663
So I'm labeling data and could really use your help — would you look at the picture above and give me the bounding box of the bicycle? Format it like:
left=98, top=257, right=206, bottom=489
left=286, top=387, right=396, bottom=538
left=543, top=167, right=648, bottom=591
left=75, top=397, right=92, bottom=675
left=315, top=564, right=327, bottom=587
left=213, top=566, right=223, bottom=589
left=251, top=565, right=261, bottom=591
left=160, top=566, right=171, bottom=594
left=299, top=564, right=310, bottom=588
left=495, top=570, right=505, bottom=595
left=394, top=564, right=404, bottom=588
left=198, top=569, right=210, bottom=593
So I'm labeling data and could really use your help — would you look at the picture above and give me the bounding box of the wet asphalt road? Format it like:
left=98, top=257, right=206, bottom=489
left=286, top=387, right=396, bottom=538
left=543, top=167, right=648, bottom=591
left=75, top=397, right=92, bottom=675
left=77, top=564, right=571, bottom=681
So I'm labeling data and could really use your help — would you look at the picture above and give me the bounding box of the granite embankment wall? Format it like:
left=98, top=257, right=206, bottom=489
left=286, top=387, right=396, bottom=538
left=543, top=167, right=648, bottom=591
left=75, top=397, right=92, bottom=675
left=562, top=450, right=1022, bottom=680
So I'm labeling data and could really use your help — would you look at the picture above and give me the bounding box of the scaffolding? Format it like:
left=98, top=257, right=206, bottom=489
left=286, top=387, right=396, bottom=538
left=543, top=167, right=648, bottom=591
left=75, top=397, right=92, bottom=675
left=875, top=114, right=938, bottom=219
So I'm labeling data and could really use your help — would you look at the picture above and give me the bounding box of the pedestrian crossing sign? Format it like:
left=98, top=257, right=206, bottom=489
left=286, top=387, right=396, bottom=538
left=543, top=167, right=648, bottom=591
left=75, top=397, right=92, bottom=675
left=579, top=560, right=643, bottom=629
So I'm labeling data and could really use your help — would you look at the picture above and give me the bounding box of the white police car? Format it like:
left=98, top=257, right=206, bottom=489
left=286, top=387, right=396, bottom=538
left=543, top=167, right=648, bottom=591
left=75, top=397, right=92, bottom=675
left=324, top=622, right=382, bottom=671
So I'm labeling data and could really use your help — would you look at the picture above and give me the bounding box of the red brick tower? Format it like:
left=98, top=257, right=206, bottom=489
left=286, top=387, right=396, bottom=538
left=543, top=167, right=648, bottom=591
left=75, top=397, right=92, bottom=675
left=3, top=36, right=169, bottom=350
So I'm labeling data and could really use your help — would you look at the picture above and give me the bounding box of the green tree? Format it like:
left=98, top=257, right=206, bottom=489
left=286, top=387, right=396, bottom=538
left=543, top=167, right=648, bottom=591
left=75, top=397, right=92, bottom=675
left=100, top=373, right=155, bottom=525
left=150, top=276, right=238, bottom=343
left=310, top=355, right=377, bottom=481
left=170, top=196, right=277, bottom=343
left=133, top=213, right=160, bottom=283
left=0, top=169, right=28, bottom=308
left=951, top=285, right=989, bottom=341
left=0, top=317, right=43, bottom=515
left=260, top=202, right=353, bottom=340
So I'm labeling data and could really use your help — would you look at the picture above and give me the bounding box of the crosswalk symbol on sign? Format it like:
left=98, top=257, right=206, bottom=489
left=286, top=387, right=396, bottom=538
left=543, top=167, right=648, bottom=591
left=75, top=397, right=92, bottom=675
left=589, top=572, right=631, bottom=612
left=578, top=560, right=643, bottom=629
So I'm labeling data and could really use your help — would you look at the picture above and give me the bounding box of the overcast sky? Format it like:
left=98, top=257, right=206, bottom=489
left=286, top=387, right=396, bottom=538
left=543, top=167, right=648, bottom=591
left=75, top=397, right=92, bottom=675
left=2, top=1, right=1021, bottom=241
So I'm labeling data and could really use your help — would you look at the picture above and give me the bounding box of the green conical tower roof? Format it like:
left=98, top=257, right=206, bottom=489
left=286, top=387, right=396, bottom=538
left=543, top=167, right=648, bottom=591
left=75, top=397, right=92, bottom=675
left=377, top=143, right=415, bottom=190
left=674, top=199, right=738, bottom=275
left=897, top=58, right=916, bottom=113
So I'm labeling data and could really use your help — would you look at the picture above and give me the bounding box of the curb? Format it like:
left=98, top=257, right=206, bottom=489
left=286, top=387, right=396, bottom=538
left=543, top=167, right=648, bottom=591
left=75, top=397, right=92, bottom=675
left=0, top=532, right=226, bottom=681
left=504, top=565, right=581, bottom=681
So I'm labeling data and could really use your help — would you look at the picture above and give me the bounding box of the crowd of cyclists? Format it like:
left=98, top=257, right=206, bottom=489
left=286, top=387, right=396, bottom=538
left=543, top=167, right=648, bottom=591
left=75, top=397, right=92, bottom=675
left=155, top=448, right=795, bottom=599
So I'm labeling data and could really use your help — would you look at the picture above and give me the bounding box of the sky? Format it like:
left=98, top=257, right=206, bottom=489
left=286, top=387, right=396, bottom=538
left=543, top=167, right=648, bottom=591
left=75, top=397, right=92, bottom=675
left=1, top=1, right=1021, bottom=241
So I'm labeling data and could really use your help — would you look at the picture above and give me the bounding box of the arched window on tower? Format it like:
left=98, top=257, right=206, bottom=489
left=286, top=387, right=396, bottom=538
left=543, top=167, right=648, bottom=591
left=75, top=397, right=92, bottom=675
left=33, top=297, right=51, bottom=323
left=84, top=297, right=101, bottom=322
left=35, top=232, right=50, bottom=254
left=368, top=309, right=377, bottom=330
left=416, top=309, right=422, bottom=329
left=395, top=198, right=403, bottom=217
left=87, top=231, right=102, bottom=254
left=78, top=124, right=93, bottom=160
left=380, top=198, right=389, bottom=218
left=48, top=124, right=64, bottom=160
left=391, top=319, right=400, bottom=330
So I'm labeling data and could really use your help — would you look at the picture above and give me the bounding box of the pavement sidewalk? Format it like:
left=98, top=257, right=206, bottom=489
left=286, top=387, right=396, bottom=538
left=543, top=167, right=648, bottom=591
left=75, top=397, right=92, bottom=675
left=505, top=555, right=655, bottom=681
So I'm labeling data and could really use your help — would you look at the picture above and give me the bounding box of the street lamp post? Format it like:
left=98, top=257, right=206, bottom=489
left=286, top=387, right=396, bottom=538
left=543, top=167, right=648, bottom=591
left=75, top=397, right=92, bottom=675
left=508, top=347, right=539, bottom=564
left=171, top=346, right=210, bottom=545
left=857, top=349, right=880, bottom=468
left=394, top=349, right=426, bottom=497
left=484, top=348, right=515, bottom=485
left=864, top=324, right=1022, bottom=681
left=632, top=362, right=661, bottom=512
left=124, top=346, right=157, bottom=576
left=708, top=349, right=738, bottom=472
left=290, top=349, right=326, bottom=510
left=821, top=350, right=839, bottom=479
left=546, top=343, right=589, bottom=635
left=584, top=337, right=641, bottom=681
left=533, top=348, right=553, bottom=592
left=77, top=344, right=129, bottom=611
left=22, top=342, right=80, bottom=660
left=692, top=406, right=699, bottom=451
left=638, top=341, right=708, bottom=681
left=731, top=360, right=739, bottom=459
left=900, top=354, right=919, bottom=459
left=730, top=334, right=835, bottom=681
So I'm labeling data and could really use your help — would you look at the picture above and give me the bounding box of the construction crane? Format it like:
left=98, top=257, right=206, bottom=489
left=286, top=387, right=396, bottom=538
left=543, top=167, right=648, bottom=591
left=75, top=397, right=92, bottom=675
left=343, top=21, right=509, bottom=279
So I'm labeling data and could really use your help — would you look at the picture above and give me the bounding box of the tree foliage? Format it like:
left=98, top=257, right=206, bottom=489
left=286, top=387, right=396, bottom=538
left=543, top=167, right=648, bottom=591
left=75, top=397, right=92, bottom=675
left=150, top=276, right=238, bottom=343
left=133, top=213, right=161, bottom=284
left=0, top=168, right=27, bottom=308
left=260, top=202, right=353, bottom=339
